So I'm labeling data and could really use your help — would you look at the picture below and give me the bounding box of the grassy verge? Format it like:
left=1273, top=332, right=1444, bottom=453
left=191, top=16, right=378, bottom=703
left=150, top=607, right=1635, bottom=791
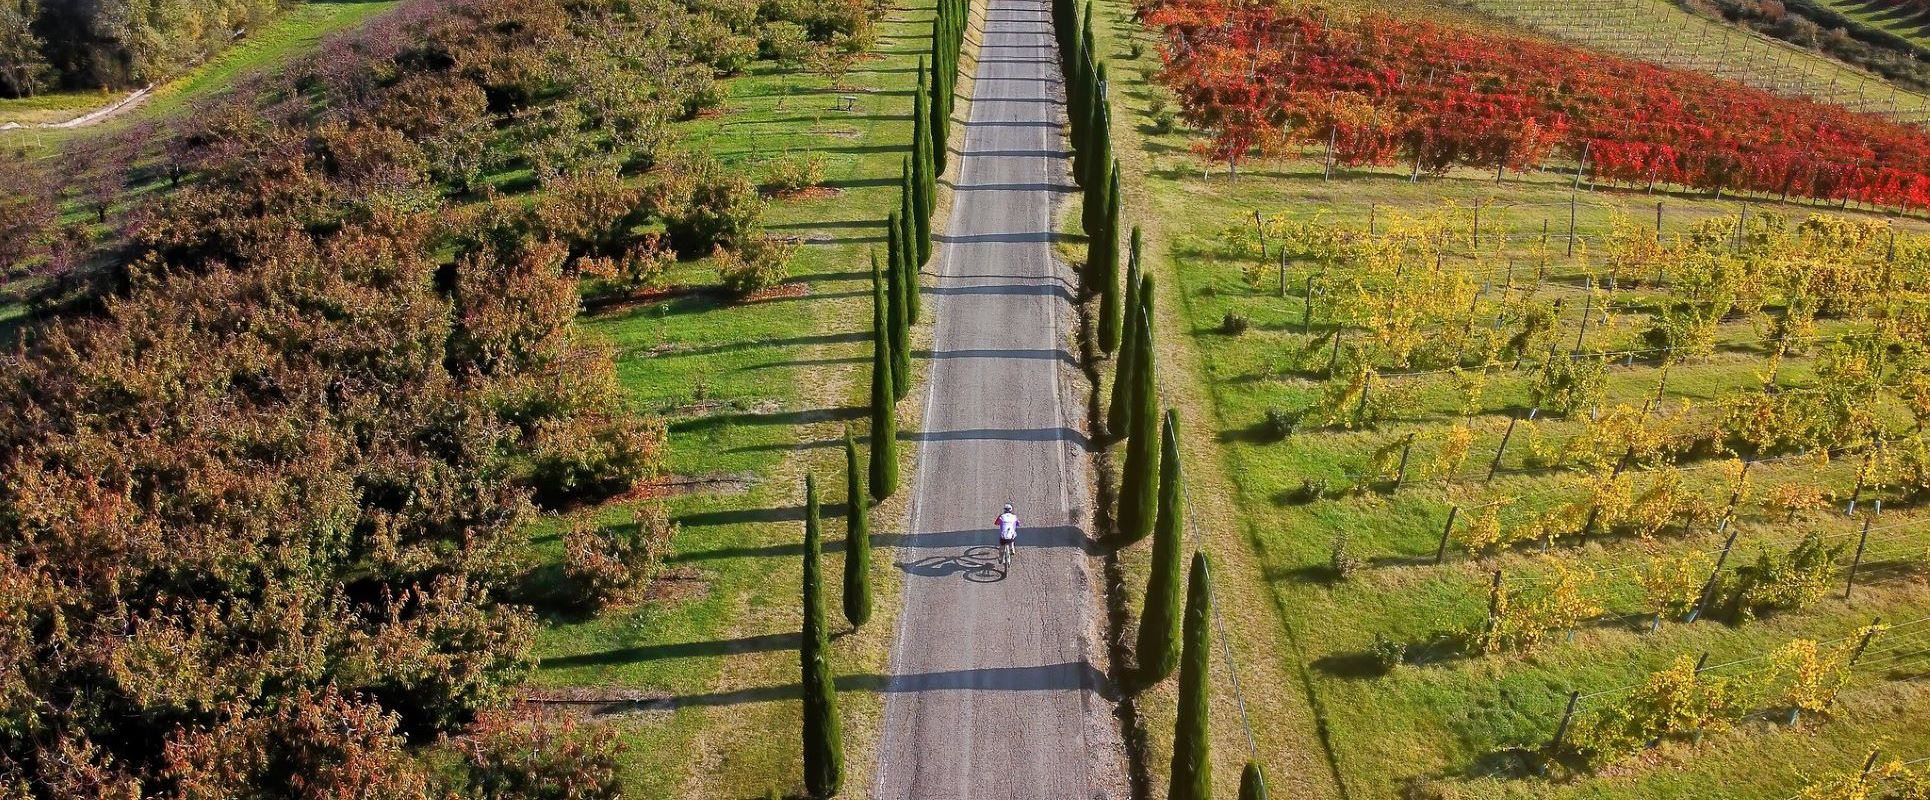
left=524, top=2, right=978, bottom=795
left=1088, top=1, right=1930, bottom=799
left=1067, top=2, right=1346, bottom=799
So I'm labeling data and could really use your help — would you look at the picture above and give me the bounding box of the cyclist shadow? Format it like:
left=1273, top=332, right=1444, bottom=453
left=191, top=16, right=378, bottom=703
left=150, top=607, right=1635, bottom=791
left=898, top=545, right=1008, bottom=583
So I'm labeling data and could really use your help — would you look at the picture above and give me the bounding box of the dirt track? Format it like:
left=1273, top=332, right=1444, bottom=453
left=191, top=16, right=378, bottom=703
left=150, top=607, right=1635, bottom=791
left=870, top=0, right=1126, bottom=795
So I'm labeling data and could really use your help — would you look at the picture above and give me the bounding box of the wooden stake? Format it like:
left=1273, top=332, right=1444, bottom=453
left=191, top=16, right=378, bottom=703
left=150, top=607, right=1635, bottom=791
left=1393, top=433, right=1416, bottom=489
left=1435, top=506, right=1460, bottom=564
left=1567, top=195, right=1577, bottom=257
left=1845, top=516, right=1874, bottom=599
left=1548, top=690, right=1582, bottom=754
left=1487, top=416, right=1519, bottom=482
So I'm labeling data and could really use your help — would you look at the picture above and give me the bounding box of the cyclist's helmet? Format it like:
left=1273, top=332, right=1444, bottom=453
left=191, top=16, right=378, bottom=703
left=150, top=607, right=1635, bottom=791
left=1003, top=504, right=1013, bottom=513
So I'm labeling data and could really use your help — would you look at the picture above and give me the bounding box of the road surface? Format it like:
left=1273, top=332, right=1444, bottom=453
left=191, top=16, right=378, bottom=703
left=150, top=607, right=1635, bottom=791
left=872, top=0, right=1125, bottom=796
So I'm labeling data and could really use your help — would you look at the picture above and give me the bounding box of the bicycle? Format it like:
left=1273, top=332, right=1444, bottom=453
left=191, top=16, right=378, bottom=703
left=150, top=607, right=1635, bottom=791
left=999, top=536, right=1016, bottom=566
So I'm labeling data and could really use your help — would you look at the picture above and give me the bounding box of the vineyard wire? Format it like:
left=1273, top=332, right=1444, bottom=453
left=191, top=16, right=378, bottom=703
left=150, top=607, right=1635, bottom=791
left=1181, top=445, right=1260, bottom=759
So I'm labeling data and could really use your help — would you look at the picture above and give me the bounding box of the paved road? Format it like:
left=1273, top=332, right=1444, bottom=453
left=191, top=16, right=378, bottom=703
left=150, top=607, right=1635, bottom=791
left=872, top=0, right=1123, bottom=796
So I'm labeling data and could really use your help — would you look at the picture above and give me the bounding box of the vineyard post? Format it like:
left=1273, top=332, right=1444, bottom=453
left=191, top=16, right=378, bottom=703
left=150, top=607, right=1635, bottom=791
left=1355, top=377, right=1373, bottom=425
left=1473, top=203, right=1480, bottom=250
left=1484, top=569, right=1504, bottom=638
left=1324, top=127, right=1336, bottom=181
left=1850, top=618, right=1883, bottom=667
left=1393, top=433, right=1416, bottom=489
left=1487, top=416, right=1519, bottom=482
left=1302, top=274, right=1315, bottom=331
left=1715, top=460, right=1752, bottom=535
left=1566, top=197, right=1577, bottom=258
left=1848, top=441, right=1878, bottom=516
left=1369, top=204, right=1376, bottom=237
left=1572, top=140, right=1590, bottom=192
left=1540, top=219, right=1549, bottom=277
left=1278, top=249, right=1288, bottom=299
left=1435, top=506, right=1460, bottom=564
left=1329, top=329, right=1345, bottom=378
left=1655, top=201, right=1663, bottom=242
left=1734, top=204, right=1747, bottom=252
left=1845, top=515, right=1874, bottom=599
left=1252, top=209, right=1267, bottom=261
left=1505, top=259, right=1515, bottom=289
left=1547, top=690, right=1581, bottom=755
left=1573, top=279, right=1593, bottom=353
left=1685, top=526, right=1741, bottom=624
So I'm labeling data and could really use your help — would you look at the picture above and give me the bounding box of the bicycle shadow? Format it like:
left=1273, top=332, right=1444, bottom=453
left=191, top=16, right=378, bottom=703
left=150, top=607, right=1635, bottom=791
left=897, top=545, right=1009, bottom=583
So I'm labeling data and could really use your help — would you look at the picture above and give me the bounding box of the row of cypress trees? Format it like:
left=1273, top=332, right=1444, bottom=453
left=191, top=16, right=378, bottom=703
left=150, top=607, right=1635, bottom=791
left=800, top=425, right=884, bottom=799
left=1055, top=0, right=1127, bottom=357
left=803, top=1, right=973, bottom=795
left=1047, top=1, right=1269, bottom=798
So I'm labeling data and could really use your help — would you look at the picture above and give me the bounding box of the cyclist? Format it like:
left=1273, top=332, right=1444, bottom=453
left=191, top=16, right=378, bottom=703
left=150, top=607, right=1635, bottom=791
left=993, top=504, right=1019, bottom=565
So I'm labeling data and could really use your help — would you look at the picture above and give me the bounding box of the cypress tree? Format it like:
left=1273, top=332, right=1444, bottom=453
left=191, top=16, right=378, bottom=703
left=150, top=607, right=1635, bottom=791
left=898, top=176, right=922, bottom=324
left=1239, top=761, right=1269, bottom=800
left=931, top=18, right=952, bottom=174
left=1085, top=88, right=1111, bottom=192
left=1098, top=218, right=1134, bottom=357
left=801, top=474, right=844, bottom=799
left=1116, top=304, right=1159, bottom=542
left=913, top=64, right=934, bottom=261
left=1170, top=551, right=1213, bottom=800
left=1081, top=2, right=1096, bottom=69
left=1081, top=129, right=1109, bottom=238
left=1108, top=271, right=1151, bottom=437
left=925, top=58, right=947, bottom=178
left=1134, top=409, right=1184, bottom=685
left=886, top=214, right=911, bottom=400
left=842, top=426, right=872, bottom=628
left=870, top=254, right=899, bottom=501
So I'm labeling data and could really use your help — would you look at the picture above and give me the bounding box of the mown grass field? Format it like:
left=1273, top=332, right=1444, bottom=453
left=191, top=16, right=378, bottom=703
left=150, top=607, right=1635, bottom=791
left=520, top=4, right=966, bottom=795
left=1453, top=0, right=1930, bottom=120
left=1818, top=0, right=1930, bottom=49
left=0, top=1, right=397, bottom=129
left=1085, top=0, right=1930, bottom=797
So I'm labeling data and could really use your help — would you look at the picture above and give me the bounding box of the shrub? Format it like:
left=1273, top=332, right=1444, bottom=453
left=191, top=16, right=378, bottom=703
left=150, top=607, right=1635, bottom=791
left=765, top=152, right=828, bottom=194
left=1287, top=477, right=1330, bottom=504
left=762, top=21, right=816, bottom=66
left=654, top=152, right=765, bottom=256
left=564, top=502, right=677, bottom=609
left=1219, top=311, right=1250, bottom=335
left=1329, top=533, right=1364, bottom=580
left=459, top=712, right=625, bottom=800
left=716, top=235, right=797, bottom=296
left=530, top=415, right=669, bottom=508
left=1368, top=633, right=1407, bottom=673
left=1262, top=407, right=1299, bottom=440
left=581, top=236, right=676, bottom=300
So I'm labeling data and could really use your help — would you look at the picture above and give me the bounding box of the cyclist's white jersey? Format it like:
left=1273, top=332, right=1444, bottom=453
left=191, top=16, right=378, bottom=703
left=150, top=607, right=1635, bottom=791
left=995, top=512, right=1019, bottom=541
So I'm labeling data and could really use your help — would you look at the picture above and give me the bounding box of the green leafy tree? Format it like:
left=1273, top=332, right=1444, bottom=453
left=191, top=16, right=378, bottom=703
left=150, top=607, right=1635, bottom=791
left=870, top=251, right=900, bottom=501
left=843, top=426, right=873, bottom=628
left=1118, top=305, right=1161, bottom=542
left=899, top=166, right=922, bottom=323
left=1099, top=225, right=1137, bottom=356
left=1238, top=761, right=1269, bottom=800
left=887, top=214, right=912, bottom=399
left=801, top=475, right=844, bottom=798
left=1170, top=551, right=1213, bottom=800
left=913, top=61, right=935, bottom=263
left=1109, top=273, right=1152, bottom=437
left=1135, top=410, right=1185, bottom=686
